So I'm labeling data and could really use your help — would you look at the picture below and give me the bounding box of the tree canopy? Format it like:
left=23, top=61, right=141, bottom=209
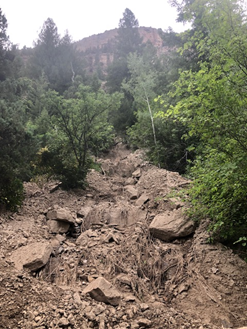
left=159, top=0, right=247, bottom=244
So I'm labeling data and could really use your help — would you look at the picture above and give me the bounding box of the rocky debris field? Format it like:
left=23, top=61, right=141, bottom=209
left=0, top=143, right=247, bottom=329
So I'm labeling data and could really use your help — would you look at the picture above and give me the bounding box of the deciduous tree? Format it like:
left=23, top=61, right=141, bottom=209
left=165, top=0, right=247, bottom=243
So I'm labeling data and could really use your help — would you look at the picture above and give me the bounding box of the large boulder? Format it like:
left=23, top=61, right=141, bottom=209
left=106, top=204, right=146, bottom=227
left=47, top=219, right=70, bottom=234
left=82, top=277, right=122, bottom=306
left=84, top=202, right=146, bottom=227
left=10, top=242, right=53, bottom=271
left=149, top=208, right=195, bottom=242
left=46, top=207, right=74, bottom=224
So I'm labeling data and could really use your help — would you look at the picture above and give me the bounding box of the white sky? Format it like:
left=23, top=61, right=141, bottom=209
left=1, top=0, right=187, bottom=48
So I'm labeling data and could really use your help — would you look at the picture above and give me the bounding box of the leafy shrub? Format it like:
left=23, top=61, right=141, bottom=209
left=0, top=175, right=24, bottom=211
left=185, top=149, right=247, bottom=243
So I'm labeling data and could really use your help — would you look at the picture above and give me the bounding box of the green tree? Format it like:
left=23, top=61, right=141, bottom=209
left=26, top=18, right=86, bottom=93
left=38, top=85, right=122, bottom=188
left=106, top=9, right=143, bottom=134
left=0, top=11, right=38, bottom=209
left=124, top=52, right=190, bottom=171
left=31, top=18, right=59, bottom=81
left=164, top=0, right=247, bottom=243
left=0, top=8, right=9, bottom=81
left=116, top=8, right=143, bottom=59
left=0, top=8, right=19, bottom=80
left=0, top=78, right=38, bottom=210
left=123, top=53, right=158, bottom=146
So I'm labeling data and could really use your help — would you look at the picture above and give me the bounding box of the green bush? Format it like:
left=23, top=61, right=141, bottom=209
left=186, top=149, right=247, bottom=243
left=0, top=175, right=24, bottom=211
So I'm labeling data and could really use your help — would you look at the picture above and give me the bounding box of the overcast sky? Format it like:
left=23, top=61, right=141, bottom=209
left=1, top=0, right=187, bottom=48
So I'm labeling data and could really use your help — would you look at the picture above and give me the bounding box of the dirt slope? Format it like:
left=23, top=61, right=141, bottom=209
left=0, top=143, right=246, bottom=329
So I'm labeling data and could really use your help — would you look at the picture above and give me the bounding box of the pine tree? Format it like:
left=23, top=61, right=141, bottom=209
left=0, top=8, right=11, bottom=80
left=116, top=8, right=143, bottom=58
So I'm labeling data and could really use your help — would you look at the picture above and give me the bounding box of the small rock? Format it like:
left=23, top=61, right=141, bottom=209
left=132, top=168, right=141, bottom=179
left=82, top=277, right=122, bottom=306
left=137, top=318, right=152, bottom=327
left=140, top=303, right=149, bottom=311
left=58, top=317, right=69, bottom=326
left=124, top=185, right=139, bottom=200
left=135, top=194, right=149, bottom=207
left=73, top=292, right=82, bottom=305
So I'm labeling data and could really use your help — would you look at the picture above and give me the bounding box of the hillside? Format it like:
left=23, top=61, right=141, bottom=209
left=75, top=27, right=164, bottom=53
left=0, top=143, right=247, bottom=329
left=74, top=27, right=167, bottom=74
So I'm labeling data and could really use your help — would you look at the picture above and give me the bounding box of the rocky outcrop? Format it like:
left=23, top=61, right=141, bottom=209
left=75, top=27, right=164, bottom=53
left=149, top=208, right=196, bottom=241
left=75, top=27, right=167, bottom=74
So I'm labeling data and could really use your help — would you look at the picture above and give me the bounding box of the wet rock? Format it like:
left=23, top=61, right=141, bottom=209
left=76, top=231, right=90, bottom=246
left=10, top=242, right=53, bottom=271
left=149, top=208, right=195, bottom=241
left=116, top=274, right=132, bottom=287
left=84, top=203, right=146, bottom=227
left=58, top=317, right=69, bottom=326
left=82, top=277, right=122, bottom=306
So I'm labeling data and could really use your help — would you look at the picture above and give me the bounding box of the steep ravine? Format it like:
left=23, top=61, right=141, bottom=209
left=0, top=143, right=247, bottom=329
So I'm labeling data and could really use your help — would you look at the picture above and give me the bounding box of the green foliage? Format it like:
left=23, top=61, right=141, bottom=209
left=106, top=9, right=143, bottom=134
left=0, top=176, right=24, bottom=211
left=106, top=58, right=129, bottom=93
left=0, top=8, right=10, bottom=81
left=186, top=150, right=247, bottom=241
left=26, top=18, right=86, bottom=94
left=127, top=104, right=190, bottom=172
left=0, top=9, right=21, bottom=81
left=35, top=85, right=122, bottom=188
left=0, top=11, right=37, bottom=210
left=164, top=0, right=247, bottom=244
left=234, top=237, right=247, bottom=248
left=0, top=78, right=38, bottom=209
left=124, top=51, right=192, bottom=172
left=116, top=8, right=143, bottom=58
left=123, top=52, right=158, bottom=152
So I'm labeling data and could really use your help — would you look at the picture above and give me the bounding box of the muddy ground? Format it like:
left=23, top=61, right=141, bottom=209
left=0, top=143, right=246, bottom=329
